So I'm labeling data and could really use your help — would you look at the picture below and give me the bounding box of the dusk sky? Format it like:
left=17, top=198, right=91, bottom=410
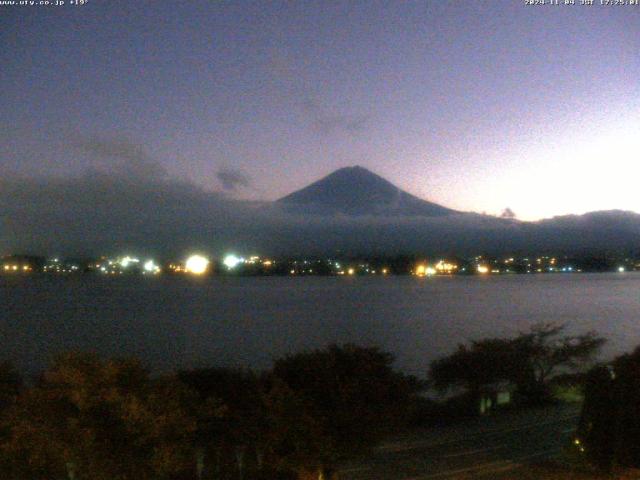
left=2, top=0, right=639, bottom=220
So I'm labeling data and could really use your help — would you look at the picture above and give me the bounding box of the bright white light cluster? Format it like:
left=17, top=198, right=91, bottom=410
left=120, top=256, right=139, bottom=268
left=186, top=255, right=209, bottom=275
left=143, top=260, right=161, bottom=274
left=223, top=254, right=243, bottom=270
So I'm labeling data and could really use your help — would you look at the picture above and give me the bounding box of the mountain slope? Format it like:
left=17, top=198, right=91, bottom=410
left=277, top=166, right=458, bottom=216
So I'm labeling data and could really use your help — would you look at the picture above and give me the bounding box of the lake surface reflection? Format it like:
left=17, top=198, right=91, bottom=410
left=2, top=273, right=639, bottom=376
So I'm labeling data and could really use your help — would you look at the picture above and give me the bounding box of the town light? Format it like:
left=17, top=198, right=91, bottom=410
left=120, top=256, right=139, bottom=268
left=144, top=260, right=160, bottom=274
left=223, top=254, right=242, bottom=270
left=415, top=264, right=435, bottom=276
left=436, top=261, right=457, bottom=274
left=186, top=255, right=209, bottom=275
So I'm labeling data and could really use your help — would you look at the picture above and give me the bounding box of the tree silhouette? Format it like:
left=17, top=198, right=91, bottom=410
left=430, top=323, right=605, bottom=405
left=0, top=352, right=201, bottom=480
left=500, top=207, right=516, bottom=219
left=267, top=344, right=420, bottom=479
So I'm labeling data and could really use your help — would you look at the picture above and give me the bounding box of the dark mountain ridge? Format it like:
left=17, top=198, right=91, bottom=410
left=277, top=166, right=458, bottom=217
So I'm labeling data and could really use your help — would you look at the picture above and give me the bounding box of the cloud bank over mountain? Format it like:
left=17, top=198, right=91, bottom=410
left=3, top=142, right=640, bottom=258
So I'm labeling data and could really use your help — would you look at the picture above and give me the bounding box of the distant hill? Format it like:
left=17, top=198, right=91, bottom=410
left=277, top=166, right=458, bottom=216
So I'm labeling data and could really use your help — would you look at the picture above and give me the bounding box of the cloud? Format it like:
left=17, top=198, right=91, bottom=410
left=0, top=158, right=500, bottom=258
left=216, top=167, right=251, bottom=191
left=302, top=98, right=369, bottom=136
left=78, top=137, right=168, bottom=181
left=264, top=48, right=370, bottom=136
left=0, top=138, right=249, bottom=257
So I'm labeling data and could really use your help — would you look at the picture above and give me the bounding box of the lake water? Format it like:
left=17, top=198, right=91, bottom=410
left=1, top=273, right=639, bottom=376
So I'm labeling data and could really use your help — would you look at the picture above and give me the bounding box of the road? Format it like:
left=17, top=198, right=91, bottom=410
left=339, top=403, right=581, bottom=480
